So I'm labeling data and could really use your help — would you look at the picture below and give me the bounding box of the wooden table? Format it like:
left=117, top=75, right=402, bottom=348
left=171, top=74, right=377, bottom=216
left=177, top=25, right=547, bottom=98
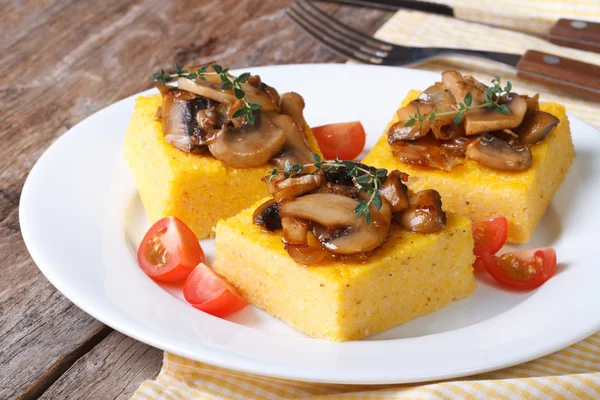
left=1, top=1, right=392, bottom=398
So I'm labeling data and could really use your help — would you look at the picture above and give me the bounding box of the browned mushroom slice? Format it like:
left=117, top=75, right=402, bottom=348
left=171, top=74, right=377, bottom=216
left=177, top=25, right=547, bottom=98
left=523, top=94, right=540, bottom=111
left=442, top=70, right=486, bottom=106
left=418, top=82, right=460, bottom=139
left=397, top=189, right=446, bottom=233
left=279, top=193, right=391, bottom=255
left=281, top=216, right=310, bottom=245
left=268, top=112, right=315, bottom=168
left=161, top=89, right=217, bottom=154
left=241, top=77, right=280, bottom=112
left=466, top=132, right=532, bottom=171
left=279, top=92, right=309, bottom=133
left=463, top=94, right=528, bottom=135
left=515, top=110, right=559, bottom=145
left=378, top=171, right=410, bottom=213
left=317, top=182, right=359, bottom=198
left=178, top=77, right=237, bottom=104
left=388, top=101, right=433, bottom=142
left=208, top=113, right=286, bottom=168
left=252, top=199, right=282, bottom=231
left=270, top=174, right=324, bottom=200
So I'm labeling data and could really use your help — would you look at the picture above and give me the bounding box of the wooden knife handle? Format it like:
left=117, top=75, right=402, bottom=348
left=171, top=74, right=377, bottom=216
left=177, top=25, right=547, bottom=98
left=516, top=50, right=600, bottom=100
left=549, top=18, right=600, bottom=53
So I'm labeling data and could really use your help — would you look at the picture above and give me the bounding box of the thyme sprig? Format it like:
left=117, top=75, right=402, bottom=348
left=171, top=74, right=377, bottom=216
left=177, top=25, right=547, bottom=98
left=269, top=153, right=387, bottom=224
left=404, top=77, right=513, bottom=130
left=152, top=62, right=263, bottom=125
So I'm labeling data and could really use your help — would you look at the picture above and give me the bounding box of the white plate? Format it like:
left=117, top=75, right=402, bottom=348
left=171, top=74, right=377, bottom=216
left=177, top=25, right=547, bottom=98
left=20, top=64, right=600, bottom=385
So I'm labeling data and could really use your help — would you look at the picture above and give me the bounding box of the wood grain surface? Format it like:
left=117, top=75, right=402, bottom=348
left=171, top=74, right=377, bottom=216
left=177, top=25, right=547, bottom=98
left=0, top=1, right=391, bottom=398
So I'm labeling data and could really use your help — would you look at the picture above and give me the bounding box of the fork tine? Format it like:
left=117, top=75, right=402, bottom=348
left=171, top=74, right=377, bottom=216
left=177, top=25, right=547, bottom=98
left=286, top=7, right=383, bottom=64
left=292, top=1, right=388, bottom=58
left=297, top=0, right=393, bottom=52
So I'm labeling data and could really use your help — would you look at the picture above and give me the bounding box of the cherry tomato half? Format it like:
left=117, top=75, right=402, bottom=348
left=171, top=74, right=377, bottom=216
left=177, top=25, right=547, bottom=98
left=480, top=248, right=557, bottom=290
left=311, top=121, right=366, bottom=160
left=183, top=263, right=248, bottom=318
left=472, top=217, right=508, bottom=257
left=137, top=217, right=205, bottom=283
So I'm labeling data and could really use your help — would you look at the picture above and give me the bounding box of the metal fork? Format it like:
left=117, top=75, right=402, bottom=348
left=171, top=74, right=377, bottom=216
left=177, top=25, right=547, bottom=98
left=286, top=0, right=600, bottom=99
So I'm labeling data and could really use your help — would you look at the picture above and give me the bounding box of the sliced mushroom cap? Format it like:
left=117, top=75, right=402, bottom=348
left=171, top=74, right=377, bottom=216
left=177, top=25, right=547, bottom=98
left=208, top=113, right=286, bottom=168
left=317, top=181, right=359, bottom=198
left=161, top=89, right=216, bottom=154
left=389, top=101, right=434, bottom=142
left=268, top=112, right=315, bottom=168
left=397, top=189, right=446, bottom=233
left=178, top=77, right=236, bottom=104
left=252, top=199, right=282, bottom=231
left=440, top=136, right=477, bottom=158
left=442, top=70, right=486, bottom=106
left=465, top=132, right=532, bottom=171
left=417, top=82, right=460, bottom=139
left=266, top=173, right=323, bottom=200
left=378, top=170, right=410, bottom=213
left=515, top=110, right=559, bottom=145
left=523, top=94, right=540, bottom=111
left=242, top=76, right=280, bottom=112
left=280, top=92, right=308, bottom=130
left=279, top=193, right=392, bottom=255
left=463, top=94, right=528, bottom=135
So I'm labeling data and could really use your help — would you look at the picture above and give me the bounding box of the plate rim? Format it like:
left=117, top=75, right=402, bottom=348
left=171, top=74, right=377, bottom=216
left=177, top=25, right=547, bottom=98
left=19, top=63, right=600, bottom=384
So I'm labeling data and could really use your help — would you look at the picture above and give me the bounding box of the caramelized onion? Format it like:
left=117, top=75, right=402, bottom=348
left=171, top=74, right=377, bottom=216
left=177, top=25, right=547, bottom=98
left=268, top=174, right=323, bottom=200
left=281, top=216, right=310, bottom=244
left=391, top=137, right=464, bottom=172
left=397, top=190, right=446, bottom=233
left=388, top=101, right=433, bottom=142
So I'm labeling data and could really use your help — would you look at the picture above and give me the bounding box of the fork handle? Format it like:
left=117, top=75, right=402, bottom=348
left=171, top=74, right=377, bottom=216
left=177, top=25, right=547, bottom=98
left=548, top=19, right=600, bottom=54
left=516, top=50, right=600, bottom=100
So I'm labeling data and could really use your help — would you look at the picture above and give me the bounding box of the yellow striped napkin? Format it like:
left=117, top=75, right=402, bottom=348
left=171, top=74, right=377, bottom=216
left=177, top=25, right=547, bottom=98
left=133, top=2, right=600, bottom=399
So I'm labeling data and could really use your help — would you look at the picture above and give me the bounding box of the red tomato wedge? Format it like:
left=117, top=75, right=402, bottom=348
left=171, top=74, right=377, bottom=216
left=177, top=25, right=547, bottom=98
left=472, top=217, right=508, bottom=257
left=480, top=248, right=557, bottom=290
left=183, top=263, right=248, bottom=318
left=137, top=217, right=205, bottom=283
left=311, top=121, right=366, bottom=160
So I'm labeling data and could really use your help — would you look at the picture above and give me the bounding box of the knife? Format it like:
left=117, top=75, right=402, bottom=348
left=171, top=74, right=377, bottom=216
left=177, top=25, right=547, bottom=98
left=322, top=0, right=600, bottom=54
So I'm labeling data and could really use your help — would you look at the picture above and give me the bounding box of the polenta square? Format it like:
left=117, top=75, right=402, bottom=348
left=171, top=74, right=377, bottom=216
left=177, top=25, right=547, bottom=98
left=124, top=95, right=321, bottom=239
left=364, top=90, right=575, bottom=243
left=214, top=199, right=476, bottom=342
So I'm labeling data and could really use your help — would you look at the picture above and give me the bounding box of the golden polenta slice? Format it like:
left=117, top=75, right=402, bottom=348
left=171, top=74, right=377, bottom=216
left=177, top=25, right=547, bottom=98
left=214, top=199, right=476, bottom=342
left=124, top=95, right=322, bottom=239
left=363, top=90, right=575, bottom=243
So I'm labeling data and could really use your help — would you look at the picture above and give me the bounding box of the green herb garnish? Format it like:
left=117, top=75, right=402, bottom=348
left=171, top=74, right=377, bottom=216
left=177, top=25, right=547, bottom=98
left=405, top=76, right=513, bottom=131
left=269, top=153, right=387, bottom=224
left=152, top=62, right=263, bottom=125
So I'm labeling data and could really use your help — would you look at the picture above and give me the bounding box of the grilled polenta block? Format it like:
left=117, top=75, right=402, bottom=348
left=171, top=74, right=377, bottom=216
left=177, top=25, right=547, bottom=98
left=124, top=95, right=321, bottom=239
left=363, top=90, right=575, bottom=243
left=213, top=199, right=476, bottom=342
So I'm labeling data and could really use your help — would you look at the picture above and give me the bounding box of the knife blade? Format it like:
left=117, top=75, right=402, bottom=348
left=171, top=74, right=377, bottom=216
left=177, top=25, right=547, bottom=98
left=322, top=0, right=600, bottom=53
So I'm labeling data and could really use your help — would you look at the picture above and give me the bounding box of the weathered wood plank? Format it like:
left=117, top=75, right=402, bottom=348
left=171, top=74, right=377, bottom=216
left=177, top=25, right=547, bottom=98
left=1, top=0, right=391, bottom=398
left=39, top=332, right=163, bottom=400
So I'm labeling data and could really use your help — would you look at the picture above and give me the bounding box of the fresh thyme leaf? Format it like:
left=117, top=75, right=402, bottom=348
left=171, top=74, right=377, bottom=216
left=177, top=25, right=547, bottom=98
left=234, top=88, right=245, bottom=99
left=497, top=104, right=510, bottom=115
left=211, top=64, right=223, bottom=74
left=464, top=92, right=472, bottom=107
left=250, top=103, right=263, bottom=110
left=505, top=81, right=512, bottom=93
left=238, top=72, right=251, bottom=83
left=376, top=168, right=387, bottom=178
left=221, top=82, right=234, bottom=91
left=312, top=153, right=322, bottom=163
left=404, top=118, right=416, bottom=128
left=371, top=193, right=383, bottom=211
left=231, top=107, right=247, bottom=119
left=452, top=111, right=464, bottom=125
